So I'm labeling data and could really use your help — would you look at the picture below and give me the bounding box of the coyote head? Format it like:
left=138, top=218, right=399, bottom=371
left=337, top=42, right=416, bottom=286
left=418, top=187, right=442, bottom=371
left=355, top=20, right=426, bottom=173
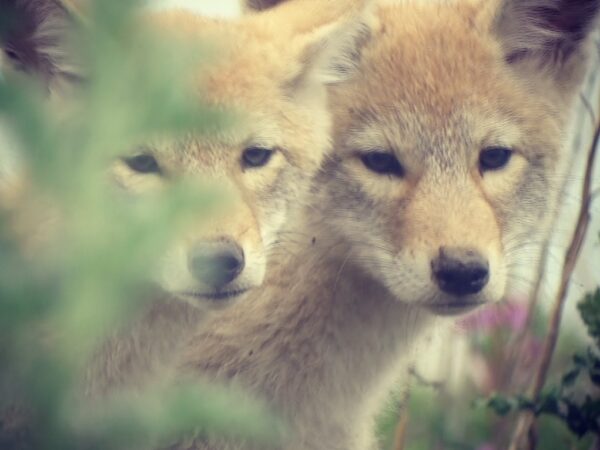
left=321, top=0, right=600, bottom=315
left=1, top=0, right=370, bottom=307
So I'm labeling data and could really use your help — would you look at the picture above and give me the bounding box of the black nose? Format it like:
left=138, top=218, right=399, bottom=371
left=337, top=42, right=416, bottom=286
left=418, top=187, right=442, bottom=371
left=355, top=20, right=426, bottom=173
left=187, top=239, right=245, bottom=288
left=431, top=247, right=489, bottom=296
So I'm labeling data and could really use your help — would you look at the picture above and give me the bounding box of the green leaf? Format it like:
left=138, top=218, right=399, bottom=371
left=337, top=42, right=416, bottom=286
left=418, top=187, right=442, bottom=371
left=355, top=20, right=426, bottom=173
left=536, top=392, right=561, bottom=416
left=486, top=395, right=514, bottom=416
left=565, top=400, right=589, bottom=437
left=578, top=288, right=600, bottom=346
left=561, top=368, right=581, bottom=388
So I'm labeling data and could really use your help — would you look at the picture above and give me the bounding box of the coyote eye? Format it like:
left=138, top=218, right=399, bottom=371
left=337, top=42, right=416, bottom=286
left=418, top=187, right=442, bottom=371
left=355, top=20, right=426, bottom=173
left=4, top=48, right=20, bottom=64
left=3, top=47, right=24, bottom=71
left=479, top=147, right=512, bottom=172
left=360, top=151, right=404, bottom=177
left=242, top=147, right=273, bottom=168
left=123, top=153, right=161, bottom=175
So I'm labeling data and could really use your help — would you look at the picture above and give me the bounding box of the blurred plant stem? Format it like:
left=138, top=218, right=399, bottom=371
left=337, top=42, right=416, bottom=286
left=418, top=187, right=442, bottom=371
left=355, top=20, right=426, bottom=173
left=392, top=410, right=409, bottom=450
left=393, top=391, right=410, bottom=450
left=508, top=93, right=600, bottom=450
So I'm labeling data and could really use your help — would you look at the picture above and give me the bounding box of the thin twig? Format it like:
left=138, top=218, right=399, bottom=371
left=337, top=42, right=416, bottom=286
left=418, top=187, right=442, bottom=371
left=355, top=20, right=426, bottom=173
left=506, top=89, right=600, bottom=388
left=505, top=91, right=600, bottom=390
left=408, top=366, right=445, bottom=392
left=508, top=107, right=600, bottom=450
left=393, top=389, right=410, bottom=450
left=581, top=93, right=598, bottom=125
left=393, top=409, right=409, bottom=450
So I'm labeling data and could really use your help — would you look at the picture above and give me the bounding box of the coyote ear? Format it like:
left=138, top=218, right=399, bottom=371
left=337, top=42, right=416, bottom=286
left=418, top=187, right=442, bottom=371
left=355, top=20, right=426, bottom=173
left=0, top=0, right=81, bottom=91
left=243, top=0, right=288, bottom=12
left=289, top=19, right=371, bottom=90
left=494, top=0, right=600, bottom=85
left=277, top=1, right=374, bottom=94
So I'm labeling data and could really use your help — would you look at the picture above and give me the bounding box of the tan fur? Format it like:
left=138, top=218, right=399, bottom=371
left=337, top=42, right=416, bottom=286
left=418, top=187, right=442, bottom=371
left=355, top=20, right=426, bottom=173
left=81, top=1, right=372, bottom=397
left=0, top=0, right=371, bottom=400
left=176, top=1, right=600, bottom=448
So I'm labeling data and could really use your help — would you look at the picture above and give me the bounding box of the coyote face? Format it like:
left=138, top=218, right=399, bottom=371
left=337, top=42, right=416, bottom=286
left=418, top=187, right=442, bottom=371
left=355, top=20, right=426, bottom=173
left=1, top=0, right=365, bottom=307
left=321, top=0, right=598, bottom=315
left=111, top=98, right=325, bottom=306
left=113, top=7, right=367, bottom=306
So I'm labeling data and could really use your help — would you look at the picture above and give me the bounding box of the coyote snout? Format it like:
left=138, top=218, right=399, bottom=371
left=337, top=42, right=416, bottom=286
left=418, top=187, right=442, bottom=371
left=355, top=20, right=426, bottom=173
left=187, top=239, right=245, bottom=291
left=431, top=247, right=489, bottom=296
left=112, top=146, right=271, bottom=307
left=427, top=247, right=491, bottom=315
left=394, top=175, right=505, bottom=315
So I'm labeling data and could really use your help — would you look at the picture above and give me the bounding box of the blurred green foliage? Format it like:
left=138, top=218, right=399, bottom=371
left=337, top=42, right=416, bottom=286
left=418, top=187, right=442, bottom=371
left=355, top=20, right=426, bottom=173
left=376, top=291, right=600, bottom=450
left=483, top=289, right=600, bottom=444
left=579, top=289, right=600, bottom=347
left=0, top=1, right=277, bottom=449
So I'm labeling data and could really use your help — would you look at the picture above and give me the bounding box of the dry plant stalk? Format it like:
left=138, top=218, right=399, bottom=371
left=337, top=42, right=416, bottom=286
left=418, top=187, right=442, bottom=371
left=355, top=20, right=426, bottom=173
left=508, top=100, right=600, bottom=450
left=393, top=409, right=409, bottom=450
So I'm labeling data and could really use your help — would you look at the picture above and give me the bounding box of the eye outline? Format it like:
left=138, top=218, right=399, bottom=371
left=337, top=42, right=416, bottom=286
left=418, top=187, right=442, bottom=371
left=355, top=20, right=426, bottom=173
left=3, top=46, right=25, bottom=71
left=122, top=152, right=162, bottom=175
left=241, top=146, right=275, bottom=169
left=359, top=150, right=404, bottom=178
left=4, top=47, right=20, bottom=63
left=479, top=146, right=513, bottom=173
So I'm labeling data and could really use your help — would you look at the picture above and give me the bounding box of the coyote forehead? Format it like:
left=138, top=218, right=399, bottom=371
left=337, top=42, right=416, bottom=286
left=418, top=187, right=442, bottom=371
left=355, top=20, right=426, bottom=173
left=334, top=2, right=566, bottom=160
left=144, top=11, right=333, bottom=171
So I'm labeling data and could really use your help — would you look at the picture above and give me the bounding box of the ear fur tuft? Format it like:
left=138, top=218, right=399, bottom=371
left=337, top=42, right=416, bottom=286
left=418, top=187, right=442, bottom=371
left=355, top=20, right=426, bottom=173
left=0, top=0, right=80, bottom=85
left=295, top=17, right=372, bottom=87
left=264, top=0, right=375, bottom=92
left=495, top=0, right=600, bottom=64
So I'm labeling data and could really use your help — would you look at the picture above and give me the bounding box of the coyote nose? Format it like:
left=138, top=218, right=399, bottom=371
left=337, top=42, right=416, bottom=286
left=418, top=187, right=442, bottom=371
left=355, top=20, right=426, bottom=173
left=188, top=239, right=245, bottom=288
left=431, top=247, right=489, bottom=296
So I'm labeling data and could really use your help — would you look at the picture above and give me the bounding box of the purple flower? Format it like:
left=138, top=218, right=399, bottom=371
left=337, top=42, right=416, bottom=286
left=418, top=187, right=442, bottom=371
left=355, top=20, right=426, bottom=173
left=458, top=301, right=529, bottom=332
left=476, top=444, right=497, bottom=450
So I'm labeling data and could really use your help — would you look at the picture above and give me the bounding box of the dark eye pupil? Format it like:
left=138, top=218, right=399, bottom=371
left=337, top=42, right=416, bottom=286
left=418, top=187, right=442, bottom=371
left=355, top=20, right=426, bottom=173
left=124, top=154, right=160, bottom=174
left=4, top=48, right=20, bottom=63
left=361, top=152, right=404, bottom=177
left=479, top=147, right=512, bottom=171
left=242, top=147, right=273, bottom=168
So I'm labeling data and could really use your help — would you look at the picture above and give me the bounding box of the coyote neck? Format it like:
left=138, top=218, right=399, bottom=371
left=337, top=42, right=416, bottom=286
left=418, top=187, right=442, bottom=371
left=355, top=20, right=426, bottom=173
left=180, top=218, right=433, bottom=449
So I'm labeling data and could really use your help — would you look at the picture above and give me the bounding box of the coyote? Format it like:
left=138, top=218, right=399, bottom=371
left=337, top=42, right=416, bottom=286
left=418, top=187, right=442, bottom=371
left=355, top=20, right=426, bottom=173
left=0, top=0, right=367, bottom=395
left=176, top=0, right=600, bottom=448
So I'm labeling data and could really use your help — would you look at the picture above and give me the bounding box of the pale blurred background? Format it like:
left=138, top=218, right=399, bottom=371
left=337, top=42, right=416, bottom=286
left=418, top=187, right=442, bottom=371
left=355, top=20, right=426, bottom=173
left=1, top=1, right=598, bottom=447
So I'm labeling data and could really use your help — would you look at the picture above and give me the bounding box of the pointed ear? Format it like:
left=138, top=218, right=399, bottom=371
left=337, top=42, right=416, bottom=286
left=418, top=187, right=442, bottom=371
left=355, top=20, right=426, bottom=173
left=493, top=0, right=600, bottom=83
left=271, top=0, right=374, bottom=93
left=0, top=0, right=81, bottom=90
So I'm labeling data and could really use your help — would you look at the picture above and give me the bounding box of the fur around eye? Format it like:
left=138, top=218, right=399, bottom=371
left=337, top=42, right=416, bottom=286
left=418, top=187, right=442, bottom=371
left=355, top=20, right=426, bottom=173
left=360, top=151, right=404, bottom=177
